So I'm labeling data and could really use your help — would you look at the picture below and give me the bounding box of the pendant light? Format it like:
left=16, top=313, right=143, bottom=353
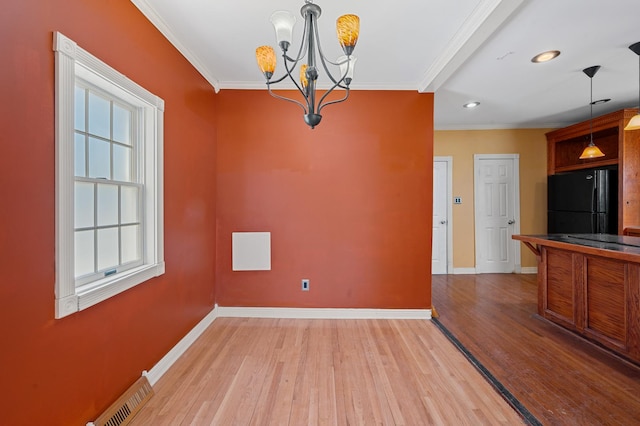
left=579, top=66, right=605, bottom=160
left=624, top=41, right=640, bottom=131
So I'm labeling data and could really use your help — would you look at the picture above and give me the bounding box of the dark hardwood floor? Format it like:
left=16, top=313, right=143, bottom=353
left=432, top=273, right=640, bottom=426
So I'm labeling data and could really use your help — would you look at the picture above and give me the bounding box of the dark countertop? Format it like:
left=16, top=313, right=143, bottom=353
left=513, top=233, right=640, bottom=259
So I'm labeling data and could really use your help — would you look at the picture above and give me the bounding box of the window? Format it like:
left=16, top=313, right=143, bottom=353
left=54, top=32, right=164, bottom=318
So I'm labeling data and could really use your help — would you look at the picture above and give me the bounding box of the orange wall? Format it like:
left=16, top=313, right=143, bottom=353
left=0, top=1, right=218, bottom=424
left=216, top=90, right=434, bottom=309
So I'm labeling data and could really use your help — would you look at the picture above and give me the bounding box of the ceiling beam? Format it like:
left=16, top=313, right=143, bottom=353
left=418, top=0, right=525, bottom=93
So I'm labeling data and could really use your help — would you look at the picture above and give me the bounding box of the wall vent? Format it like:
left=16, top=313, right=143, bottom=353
left=91, top=375, right=154, bottom=426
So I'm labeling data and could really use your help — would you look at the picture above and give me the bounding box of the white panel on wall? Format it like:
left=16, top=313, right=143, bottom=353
left=232, top=232, right=271, bottom=271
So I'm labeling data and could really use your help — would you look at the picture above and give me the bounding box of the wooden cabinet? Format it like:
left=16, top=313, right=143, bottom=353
left=515, top=234, right=640, bottom=365
left=546, top=108, right=640, bottom=234
left=544, top=248, right=631, bottom=352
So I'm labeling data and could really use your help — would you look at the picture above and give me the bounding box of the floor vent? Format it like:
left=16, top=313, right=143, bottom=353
left=92, top=375, right=154, bottom=426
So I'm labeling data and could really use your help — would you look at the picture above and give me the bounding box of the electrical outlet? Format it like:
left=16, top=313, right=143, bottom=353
left=301, top=279, right=310, bottom=291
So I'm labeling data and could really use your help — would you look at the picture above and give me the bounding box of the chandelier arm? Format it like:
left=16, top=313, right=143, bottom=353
left=267, top=71, right=296, bottom=85
left=320, top=55, right=352, bottom=89
left=312, top=21, right=342, bottom=67
left=267, top=53, right=311, bottom=91
left=282, top=52, right=312, bottom=109
left=318, top=86, right=350, bottom=113
left=266, top=83, right=308, bottom=113
left=313, top=23, right=343, bottom=86
left=288, top=13, right=310, bottom=64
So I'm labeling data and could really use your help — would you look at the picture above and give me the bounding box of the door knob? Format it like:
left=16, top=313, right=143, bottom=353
left=440, top=220, right=447, bottom=225
left=508, top=220, right=515, bottom=225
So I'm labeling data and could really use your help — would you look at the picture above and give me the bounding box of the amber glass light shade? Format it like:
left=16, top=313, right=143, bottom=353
left=300, top=64, right=308, bottom=88
left=256, top=46, right=276, bottom=76
left=625, top=114, right=640, bottom=130
left=579, top=142, right=605, bottom=159
left=336, top=14, right=360, bottom=53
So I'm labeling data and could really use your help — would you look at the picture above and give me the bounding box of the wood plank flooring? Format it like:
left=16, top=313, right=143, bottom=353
left=131, top=317, right=523, bottom=425
left=432, top=273, right=640, bottom=426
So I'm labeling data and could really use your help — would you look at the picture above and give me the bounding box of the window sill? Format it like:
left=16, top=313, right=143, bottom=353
left=55, top=262, right=165, bottom=318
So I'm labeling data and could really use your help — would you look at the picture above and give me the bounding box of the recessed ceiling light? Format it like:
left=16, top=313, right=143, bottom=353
left=463, top=101, right=480, bottom=108
left=531, top=50, right=561, bottom=63
left=591, top=98, right=611, bottom=105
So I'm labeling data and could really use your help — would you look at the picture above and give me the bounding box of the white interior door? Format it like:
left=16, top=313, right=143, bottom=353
left=474, top=154, right=520, bottom=273
left=432, top=158, right=452, bottom=274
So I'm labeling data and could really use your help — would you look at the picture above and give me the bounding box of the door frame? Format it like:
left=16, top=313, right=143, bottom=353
left=473, top=154, right=521, bottom=273
left=434, top=156, right=454, bottom=274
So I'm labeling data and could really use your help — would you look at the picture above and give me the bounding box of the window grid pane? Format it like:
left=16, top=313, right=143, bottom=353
left=74, top=132, right=87, bottom=177
left=74, top=230, right=95, bottom=278
left=88, top=91, right=110, bottom=139
left=97, top=184, right=119, bottom=227
left=74, top=86, right=86, bottom=132
left=97, top=227, right=119, bottom=271
left=88, top=136, right=111, bottom=179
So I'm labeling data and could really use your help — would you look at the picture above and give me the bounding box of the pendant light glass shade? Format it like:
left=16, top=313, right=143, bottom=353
left=625, top=42, right=640, bottom=131
left=256, top=46, right=277, bottom=77
left=625, top=114, right=640, bottom=130
left=270, top=11, right=296, bottom=48
left=579, top=142, right=605, bottom=159
left=338, top=55, right=357, bottom=82
left=336, top=14, right=360, bottom=55
left=300, top=64, right=308, bottom=89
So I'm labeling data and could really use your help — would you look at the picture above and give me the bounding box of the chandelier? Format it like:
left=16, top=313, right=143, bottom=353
left=255, top=1, right=360, bottom=129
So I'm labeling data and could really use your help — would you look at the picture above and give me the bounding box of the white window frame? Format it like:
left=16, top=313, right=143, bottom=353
left=54, top=32, right=165, bottom=319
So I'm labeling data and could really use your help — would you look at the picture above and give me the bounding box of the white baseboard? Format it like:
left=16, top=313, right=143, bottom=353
left=216, top=307, right=432, bottom=320
left=144, top=305, right=218, bottom=386
left=453, top=267, right=477, bottom=274
left=451, top=267, right=538, bottom=275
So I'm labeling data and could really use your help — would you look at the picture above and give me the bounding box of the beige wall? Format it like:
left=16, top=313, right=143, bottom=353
left=434, top=128, right=552, bottom=270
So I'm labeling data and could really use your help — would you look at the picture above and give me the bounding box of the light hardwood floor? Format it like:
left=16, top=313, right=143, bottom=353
left=131, top=318, right=524, bottom=425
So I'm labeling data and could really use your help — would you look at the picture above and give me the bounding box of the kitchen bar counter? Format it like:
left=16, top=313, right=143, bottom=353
left=514, top=233, right=640, bottom=260
left=514, top=234, right=640, bottom=365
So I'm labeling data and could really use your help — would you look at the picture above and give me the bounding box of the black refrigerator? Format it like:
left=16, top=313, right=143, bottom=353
left=547, top=168, right=617, bottom=234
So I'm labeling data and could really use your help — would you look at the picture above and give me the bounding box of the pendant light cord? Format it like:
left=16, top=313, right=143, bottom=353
left=590, top=75, right=594, bottom=144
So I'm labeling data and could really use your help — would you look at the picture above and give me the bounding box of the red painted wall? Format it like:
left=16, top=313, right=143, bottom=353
left=216, top=90, right=434, bottom=308
left=0, top=1, right=217, bottom=424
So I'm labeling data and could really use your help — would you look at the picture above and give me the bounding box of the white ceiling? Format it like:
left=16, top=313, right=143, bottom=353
left=132, top=0, right=640, bottom=130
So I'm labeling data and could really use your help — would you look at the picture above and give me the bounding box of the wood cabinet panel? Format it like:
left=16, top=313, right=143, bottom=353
left=546, top=248, right=575, bottom=325
left=628, top=264, right=640, bottom=356
left=584, top=257, right=626, bottom=348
